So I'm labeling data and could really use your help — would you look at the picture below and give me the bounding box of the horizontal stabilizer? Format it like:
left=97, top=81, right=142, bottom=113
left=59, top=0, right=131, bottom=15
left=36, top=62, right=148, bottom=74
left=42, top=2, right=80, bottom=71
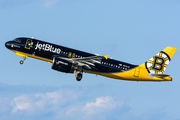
left=149, top=74, right=170, bottom=78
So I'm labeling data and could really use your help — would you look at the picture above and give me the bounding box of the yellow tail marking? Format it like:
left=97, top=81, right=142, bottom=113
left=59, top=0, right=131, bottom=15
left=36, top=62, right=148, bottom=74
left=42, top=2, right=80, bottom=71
left=162, top=46, right=177, bottom=59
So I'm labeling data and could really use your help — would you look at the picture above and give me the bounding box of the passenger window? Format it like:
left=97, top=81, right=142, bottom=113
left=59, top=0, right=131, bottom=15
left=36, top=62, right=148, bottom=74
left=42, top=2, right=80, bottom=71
left=72, top=53, right=76, bottom=58
left=68, top=52, right=72, bottom=58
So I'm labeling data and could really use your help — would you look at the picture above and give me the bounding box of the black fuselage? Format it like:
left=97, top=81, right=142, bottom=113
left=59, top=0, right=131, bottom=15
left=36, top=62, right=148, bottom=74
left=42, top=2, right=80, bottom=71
left=5, top=37, right=137, bottom=73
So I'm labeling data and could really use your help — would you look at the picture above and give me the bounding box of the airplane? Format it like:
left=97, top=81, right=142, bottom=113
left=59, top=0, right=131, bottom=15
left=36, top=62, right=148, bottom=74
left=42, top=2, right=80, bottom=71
left=5, top=37, right=176, bottom=82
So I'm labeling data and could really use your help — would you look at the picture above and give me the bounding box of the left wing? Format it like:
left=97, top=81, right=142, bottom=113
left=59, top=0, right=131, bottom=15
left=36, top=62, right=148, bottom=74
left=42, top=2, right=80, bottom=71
left=63, top=55, right=109, bottom=69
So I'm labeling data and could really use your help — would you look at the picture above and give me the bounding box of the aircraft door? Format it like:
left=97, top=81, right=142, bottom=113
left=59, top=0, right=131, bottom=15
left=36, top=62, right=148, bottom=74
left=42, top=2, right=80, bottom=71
left=134, top=67, right=140, bottom=77
left=25, top=39, right=32, bottom=49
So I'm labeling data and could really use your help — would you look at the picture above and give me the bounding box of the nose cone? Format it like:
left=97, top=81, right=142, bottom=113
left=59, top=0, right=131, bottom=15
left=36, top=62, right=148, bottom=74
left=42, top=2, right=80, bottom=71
left=5, top=41, right=11, bottom=49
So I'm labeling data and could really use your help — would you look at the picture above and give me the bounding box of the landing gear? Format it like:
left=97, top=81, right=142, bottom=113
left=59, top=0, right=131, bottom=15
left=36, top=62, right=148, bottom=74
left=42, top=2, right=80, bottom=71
left=74, top=66, right=83, bottom=81
left=20, top=57, right=26, bottom=65
left=20, top=60, right=24, bottom=64
left=76, top=73, right=82, bottom=81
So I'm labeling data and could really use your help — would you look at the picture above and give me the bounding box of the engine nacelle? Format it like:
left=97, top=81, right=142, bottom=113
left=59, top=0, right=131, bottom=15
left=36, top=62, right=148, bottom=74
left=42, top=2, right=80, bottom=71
left=52, top=57, right=75, bottom=73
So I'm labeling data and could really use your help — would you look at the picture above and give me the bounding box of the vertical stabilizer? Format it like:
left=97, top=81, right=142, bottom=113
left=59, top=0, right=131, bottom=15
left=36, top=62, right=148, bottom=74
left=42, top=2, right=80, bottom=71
left=144, top=46, right=176, bottom=74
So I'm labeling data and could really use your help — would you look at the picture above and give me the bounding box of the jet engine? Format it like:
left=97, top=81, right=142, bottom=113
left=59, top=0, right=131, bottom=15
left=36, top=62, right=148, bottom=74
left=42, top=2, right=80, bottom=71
left=51, top=57, right=75, bottom=73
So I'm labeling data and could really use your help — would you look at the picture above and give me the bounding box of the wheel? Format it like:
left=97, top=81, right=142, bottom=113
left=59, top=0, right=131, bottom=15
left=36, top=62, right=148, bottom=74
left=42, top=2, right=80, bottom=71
left=76, top=73, right=82, bottom=81
left=20, top=60, right=24, bottom=64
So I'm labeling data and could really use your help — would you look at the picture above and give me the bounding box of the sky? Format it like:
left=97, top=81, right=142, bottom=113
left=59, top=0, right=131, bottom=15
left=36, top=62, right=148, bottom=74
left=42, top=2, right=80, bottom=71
left=0, top=0, right=180, bottom=120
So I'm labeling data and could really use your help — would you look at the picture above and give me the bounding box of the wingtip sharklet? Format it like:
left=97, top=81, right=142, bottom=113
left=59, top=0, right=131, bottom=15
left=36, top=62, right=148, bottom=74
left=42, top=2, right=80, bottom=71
left=104, top=55, right=110, bottom=60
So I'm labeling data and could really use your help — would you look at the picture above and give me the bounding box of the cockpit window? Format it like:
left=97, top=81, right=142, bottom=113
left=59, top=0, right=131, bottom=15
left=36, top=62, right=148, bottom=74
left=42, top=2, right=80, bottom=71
left=13, top=39, right=21, bottom=43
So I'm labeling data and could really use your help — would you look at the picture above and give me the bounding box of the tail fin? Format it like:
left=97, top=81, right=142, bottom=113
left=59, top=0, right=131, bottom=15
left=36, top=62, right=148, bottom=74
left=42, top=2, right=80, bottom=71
left=144, top=46, right=176, bottom=74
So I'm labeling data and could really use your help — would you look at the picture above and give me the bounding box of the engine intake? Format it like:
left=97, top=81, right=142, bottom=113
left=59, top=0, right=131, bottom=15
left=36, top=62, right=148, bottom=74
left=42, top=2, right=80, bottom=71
left=52, top=57, right=75, bottom=73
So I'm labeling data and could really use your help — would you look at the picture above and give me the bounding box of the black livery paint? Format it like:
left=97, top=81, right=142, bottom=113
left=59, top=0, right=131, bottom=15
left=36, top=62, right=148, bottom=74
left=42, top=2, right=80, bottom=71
left=5, top=38, right=176, bottom=82
left=5, top=37, right=137, bottom=74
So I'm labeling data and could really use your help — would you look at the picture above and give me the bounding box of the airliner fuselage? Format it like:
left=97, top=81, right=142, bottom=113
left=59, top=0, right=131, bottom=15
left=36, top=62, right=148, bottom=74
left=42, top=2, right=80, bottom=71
left=5, top=37, right=176, bottom=81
